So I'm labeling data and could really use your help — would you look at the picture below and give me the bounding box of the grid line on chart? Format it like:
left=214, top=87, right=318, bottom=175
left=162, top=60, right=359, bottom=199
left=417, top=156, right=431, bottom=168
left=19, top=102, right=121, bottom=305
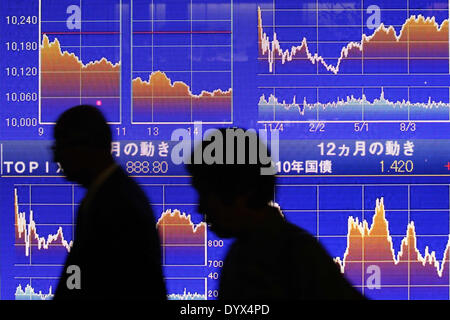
left=257, top=1, right=450, bottom=124
left=274, top=183, right=450, bottom=299
left=38, top=0, right=122, bottom=125
left=131, top=0, right=233, bottom=124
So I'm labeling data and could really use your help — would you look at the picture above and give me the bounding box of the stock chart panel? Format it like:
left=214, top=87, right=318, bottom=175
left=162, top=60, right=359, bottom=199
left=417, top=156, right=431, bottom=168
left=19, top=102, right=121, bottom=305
left=257, top=1, right=450, bottom=129
left=131, top=0, right=233, bottom=124
left=0, top=0, right=450, bottom=300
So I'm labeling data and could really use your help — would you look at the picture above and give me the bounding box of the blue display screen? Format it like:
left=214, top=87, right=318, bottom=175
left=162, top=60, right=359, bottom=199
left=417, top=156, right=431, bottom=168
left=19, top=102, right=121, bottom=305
left=0, top=0, right=450, bottom=300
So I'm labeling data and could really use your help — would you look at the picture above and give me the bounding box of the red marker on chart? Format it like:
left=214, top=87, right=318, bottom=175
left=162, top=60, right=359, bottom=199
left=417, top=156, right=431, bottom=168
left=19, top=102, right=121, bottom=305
left=445, top=162, right=450, bottom=171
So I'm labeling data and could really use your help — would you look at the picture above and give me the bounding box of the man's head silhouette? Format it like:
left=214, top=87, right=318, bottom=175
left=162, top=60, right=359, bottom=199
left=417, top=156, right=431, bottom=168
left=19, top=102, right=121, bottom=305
left=53, top=105, right=114, bottom=187
left=187, top=128, right=276, bottom=238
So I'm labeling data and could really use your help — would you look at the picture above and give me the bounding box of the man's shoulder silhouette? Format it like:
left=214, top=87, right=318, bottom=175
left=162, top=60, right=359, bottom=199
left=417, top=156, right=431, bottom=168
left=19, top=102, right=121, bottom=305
left=219, top=211, right=364, bottom=300
left=281, top=221, right=363, bottom=299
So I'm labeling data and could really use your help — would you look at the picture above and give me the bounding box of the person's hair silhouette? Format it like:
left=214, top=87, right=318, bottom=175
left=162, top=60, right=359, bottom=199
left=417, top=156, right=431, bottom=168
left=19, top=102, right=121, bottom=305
left=187, top=128, right=364, bottom=300
left=52, top=105, right=166, bottom=300
left=188, top=128, right=275, bottom=239
left=52, top=105, right=113, bottom=187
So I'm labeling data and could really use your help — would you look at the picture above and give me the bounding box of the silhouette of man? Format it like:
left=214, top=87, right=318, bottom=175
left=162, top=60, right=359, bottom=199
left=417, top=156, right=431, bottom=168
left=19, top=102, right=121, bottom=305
left=52, top=105, right=166, bottom=300
left=187, top=128, right=364, bottom=300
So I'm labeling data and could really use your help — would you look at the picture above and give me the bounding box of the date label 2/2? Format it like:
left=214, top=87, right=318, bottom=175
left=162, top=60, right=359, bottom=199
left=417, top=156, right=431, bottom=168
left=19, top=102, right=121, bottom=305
left=309, top=122, right=325, bottom=133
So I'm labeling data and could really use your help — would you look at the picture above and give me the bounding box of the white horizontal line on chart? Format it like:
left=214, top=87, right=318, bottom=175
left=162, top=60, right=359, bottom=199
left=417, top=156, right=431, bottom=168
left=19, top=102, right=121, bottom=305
left=276, top=184, right=450, bottom=187
left=353, top=285, right=450, bottom=287
left=258, top=57, right=450, bottom=60
left=161, top=244, right=205, bottom=247
left=14, top=224, right=75, bottom=226
left=274, top=40, right=448, bottom=43
left=133, top=96, right=230, bottom=99
left=258, top=73, right=450, bottom=76
left=14, top=264, right=65, bottom=267
left=259, top=8, right=448, bottom=12
left=258, top=86, right=450, bottom=88
left=312, top=235, right=450, bottom=238
left=258, top=120, right=450, bottom=123
left=130, top=122, right=233, bottom=125
left=262, top=25, right=440, bottom=28
left=14, top=277, right=59, bottom=279
left=133, top=70, right=231, bottom=73
left=281, top=209, right=450, bottom=212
